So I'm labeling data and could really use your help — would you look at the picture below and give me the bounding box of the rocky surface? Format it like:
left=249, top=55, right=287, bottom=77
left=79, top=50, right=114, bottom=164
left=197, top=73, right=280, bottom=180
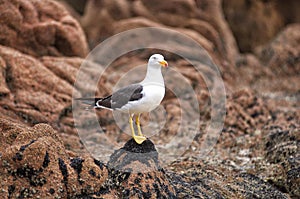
left=0, top=0, right=299, bottom=198
left=79, top=0, right=239, bottom=67
left=0, top=0, right=88, bottom=57
left=223, top=0, right=300, bottom=53
left=0, top=119, right=175, bottom=198
left=0, top=119, right=108, bottom=198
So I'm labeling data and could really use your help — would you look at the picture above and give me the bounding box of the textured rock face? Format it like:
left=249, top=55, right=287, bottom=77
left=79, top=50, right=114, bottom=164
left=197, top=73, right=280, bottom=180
left=0, top=45, right=95, bottom=142
left=256, top=24, right=300, bottom=77
left=223, top=0, right=284, bottom=53
left=0, top=46, right=74, bottom=125
left=211, top=90, right=300, bottom=198
left=0, top=0, right=88, bottom=57
left=223, top=0, right=300, bottom=53
left=263, top=125, right=300, bottom=198
left=0, top=0, right=299, bottom=198
left=0, top=120, right=176, bottom=198
left=168, top=161, right=289, bottom=199
left=102, top=139, right=176, bottom=198
left=0, top=119, right=108, bottom=198
left=80, top=0, right=238, bottom=66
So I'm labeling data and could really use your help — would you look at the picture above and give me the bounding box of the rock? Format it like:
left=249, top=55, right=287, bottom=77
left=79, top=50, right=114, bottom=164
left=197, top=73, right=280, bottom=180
left=98, top=138, right=177, bottom=198
left=256, top=24, right=300, bottom=76
left=59, top=0, right=87, bottom=15
left=80, top=0, right=131, bottom=47
left=0, top=45, right=111, bottom=137
left=275, top=0, right=300, bottom=23
left=79, top=0, right=238, bottom=66
left=223, top=0, right=285, bottom=53
left=0, top=0, right=299, bottom=198
left=0, top=119, right=177, bottom=198
left=227, top=25, right=300, bottom=110
left=0, top=45, right=74, bottom=128
left=168, top=160, right=289, bottom=198
left=263, top=125, right=300, bottom=198
left=224, top=89, right=271, bottom=135
left=0, top=119, right=108, bottom=198
left=0, top=0, right=88, bottom=57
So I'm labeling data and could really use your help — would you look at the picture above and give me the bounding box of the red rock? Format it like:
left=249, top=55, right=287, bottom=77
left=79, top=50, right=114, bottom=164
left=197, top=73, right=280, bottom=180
left=0, top=119, right=108, bottom=198
left=79, top=0, right=238, bottom=66
left=0, top=45, right=73, bottom=126
left=0, top=0, right=88, bottom=57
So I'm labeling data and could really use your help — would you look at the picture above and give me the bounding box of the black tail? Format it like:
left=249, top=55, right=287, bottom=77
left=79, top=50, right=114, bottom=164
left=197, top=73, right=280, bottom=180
left=75, top=97, right=113, bottom=110
left=74, top=98, right=103, bottom=107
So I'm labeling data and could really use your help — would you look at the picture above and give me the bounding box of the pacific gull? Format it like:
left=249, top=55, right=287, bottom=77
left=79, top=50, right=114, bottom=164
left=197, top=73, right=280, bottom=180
left=77, top=54, right=168, bottom=144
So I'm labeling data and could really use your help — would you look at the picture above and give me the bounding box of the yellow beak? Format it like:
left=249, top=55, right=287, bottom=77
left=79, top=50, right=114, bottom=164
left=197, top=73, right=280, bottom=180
left=159, top=60, right=168, bottom=67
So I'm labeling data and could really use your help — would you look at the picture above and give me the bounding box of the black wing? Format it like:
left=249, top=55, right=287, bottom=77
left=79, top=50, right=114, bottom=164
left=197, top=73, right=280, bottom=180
left=76, top=84, right=143, bottom=110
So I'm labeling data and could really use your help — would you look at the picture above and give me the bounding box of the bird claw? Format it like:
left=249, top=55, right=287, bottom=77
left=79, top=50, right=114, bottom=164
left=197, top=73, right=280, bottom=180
left=133, top=135, right=147, bottom=144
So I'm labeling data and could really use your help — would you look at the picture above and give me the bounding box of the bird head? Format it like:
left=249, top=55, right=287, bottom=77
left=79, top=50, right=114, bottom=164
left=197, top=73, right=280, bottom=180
left=148, top=54, right=168, bottom=68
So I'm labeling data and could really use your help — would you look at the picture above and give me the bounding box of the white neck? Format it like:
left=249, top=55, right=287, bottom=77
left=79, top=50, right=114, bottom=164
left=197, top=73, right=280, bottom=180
left=141, top=65, right=164, bottom=86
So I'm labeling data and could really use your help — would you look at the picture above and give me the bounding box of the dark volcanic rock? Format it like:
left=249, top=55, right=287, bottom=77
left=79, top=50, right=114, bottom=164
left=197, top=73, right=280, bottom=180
left=263, top=125, right=300, bottom=198
left=168, top=161, right=289, bottom=199
left=96, top=138, right=176, bottom=198
left=108, top=139, right=160, bottom=172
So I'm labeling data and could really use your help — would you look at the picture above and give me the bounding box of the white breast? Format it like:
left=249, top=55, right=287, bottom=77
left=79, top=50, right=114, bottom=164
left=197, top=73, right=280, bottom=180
left=118, top=84, right=165, bottom=114
left=141, top=84, right=165, bottom=111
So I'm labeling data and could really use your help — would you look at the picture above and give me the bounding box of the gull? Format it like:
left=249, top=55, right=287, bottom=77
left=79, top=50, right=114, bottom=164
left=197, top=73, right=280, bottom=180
left=77, top=54, right=168, bottom=144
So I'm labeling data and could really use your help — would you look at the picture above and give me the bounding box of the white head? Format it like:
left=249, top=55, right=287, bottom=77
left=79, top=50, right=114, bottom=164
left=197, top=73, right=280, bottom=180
left=148, top=54, right=168, bottom=68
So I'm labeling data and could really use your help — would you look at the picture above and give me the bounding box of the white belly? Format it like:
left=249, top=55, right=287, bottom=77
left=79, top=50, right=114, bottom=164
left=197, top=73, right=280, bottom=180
left=118, top=84, right=165, bottom=114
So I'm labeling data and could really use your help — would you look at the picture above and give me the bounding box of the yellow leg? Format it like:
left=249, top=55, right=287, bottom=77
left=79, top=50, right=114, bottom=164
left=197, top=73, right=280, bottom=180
left=129, top=114, right=146, bottom=144
left=135, top=114, right=143, bottom=136
left=129, top=114, right=135, bottom=138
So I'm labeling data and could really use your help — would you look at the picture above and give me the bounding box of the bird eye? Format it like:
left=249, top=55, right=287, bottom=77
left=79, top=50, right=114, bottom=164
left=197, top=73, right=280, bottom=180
left=153, top=57, right=157, bottom=60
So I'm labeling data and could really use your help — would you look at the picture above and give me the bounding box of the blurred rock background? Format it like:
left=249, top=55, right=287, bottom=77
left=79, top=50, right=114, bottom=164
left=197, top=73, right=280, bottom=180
left=0, top=0, right=299, bottom=198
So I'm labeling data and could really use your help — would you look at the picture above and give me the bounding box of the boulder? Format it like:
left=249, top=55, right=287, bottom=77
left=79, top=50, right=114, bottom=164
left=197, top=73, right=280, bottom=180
left=79, top=0, right=239, bottom=66
left=0, top=119, right=108, bottom=198
left=0, top=45, right=75, bottom=128
left=256, top=24, right=300, bottom=77
left=0, top=0, right=88, bottom=57
left=100, top=139, right=177, bottom=198
left=223, top=0, right=284, bottom=52
left=0, top=119, right=176, bottom=198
